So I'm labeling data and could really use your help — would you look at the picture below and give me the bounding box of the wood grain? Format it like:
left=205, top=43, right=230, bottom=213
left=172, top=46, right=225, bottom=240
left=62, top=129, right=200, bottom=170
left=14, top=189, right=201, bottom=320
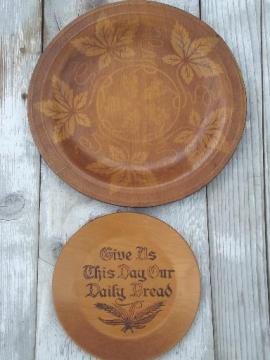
left=2, top=1, right=268, bottom=359
left=52, top=213, right=201, bottom=360
left=35, top=1, right=214, bottom=359
left=28, top=1, right=246, bottom=207
left=0, top=0, right=41, bottom=359
left=262, top=0, right=270, bottom=296
left=202, top=0, right=270, bottom=359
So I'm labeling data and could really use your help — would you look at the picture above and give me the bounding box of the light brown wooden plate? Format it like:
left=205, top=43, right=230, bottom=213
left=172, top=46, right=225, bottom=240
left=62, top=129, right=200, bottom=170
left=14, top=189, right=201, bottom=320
left=28, top=0, right=246, bottom=207
left=52, top=213, right=201, bottom=360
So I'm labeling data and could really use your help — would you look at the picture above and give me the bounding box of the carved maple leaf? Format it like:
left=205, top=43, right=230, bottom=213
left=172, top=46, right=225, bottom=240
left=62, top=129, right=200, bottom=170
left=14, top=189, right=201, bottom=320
left=35, top=76, right=91, bottom=143
left=163, top=23, right=222, bottom=84
left=86, top=146, right=156, bottom=188
left=174, top=107, right=231, bottom=164
left=72, top=17, right=137, bottom=69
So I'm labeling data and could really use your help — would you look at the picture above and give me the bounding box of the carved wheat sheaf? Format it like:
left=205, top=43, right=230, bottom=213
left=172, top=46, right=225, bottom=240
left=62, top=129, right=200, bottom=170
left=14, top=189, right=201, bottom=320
left=95, top=301, right=164, bottom=333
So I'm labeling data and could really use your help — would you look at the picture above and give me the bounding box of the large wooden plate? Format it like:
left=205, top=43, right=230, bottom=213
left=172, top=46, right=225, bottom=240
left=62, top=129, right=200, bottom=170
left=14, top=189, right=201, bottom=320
left=28, top=0, right=246, bottom=206
left=52, top=213, right=201, bottom=360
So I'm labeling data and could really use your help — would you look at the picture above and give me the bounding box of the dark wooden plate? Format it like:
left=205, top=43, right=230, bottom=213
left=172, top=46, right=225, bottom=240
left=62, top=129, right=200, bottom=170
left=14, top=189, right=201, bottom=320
left=28, top=0, right=246, bottom=206
left=52, top=213, right=201, bottom=360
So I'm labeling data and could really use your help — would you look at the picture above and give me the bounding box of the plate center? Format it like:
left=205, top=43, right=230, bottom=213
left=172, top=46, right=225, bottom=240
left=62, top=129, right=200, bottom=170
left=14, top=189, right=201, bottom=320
left=96, top=64, right=182, bottom=143
left=80, top=236, right=177, bottom=339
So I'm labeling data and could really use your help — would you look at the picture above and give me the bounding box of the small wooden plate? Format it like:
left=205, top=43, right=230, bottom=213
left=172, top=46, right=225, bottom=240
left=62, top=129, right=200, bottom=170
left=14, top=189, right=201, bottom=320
left=28, top=0, right=246, bottom=206
left=52, top=213, right=201, bottom=360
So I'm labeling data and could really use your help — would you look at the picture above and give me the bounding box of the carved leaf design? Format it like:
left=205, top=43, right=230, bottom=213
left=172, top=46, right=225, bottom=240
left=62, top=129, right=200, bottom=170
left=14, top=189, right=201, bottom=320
left=162, top=54, right=181, bottom=66
left=35, top=77, right=91, bottom=143
left=51, top=76, right=73, bottom=108
left=74, top=113, right=91, bottom=127
left=133, top=170, right=157, bottom=186
left=36, top=100, right=70, bottom=121
left=188, top=37, right=219, bottom=58
left=96, top=17, right=115, bottom=45
left=175, top=108, right=230, bottom=164
left=191, top=57, right=223, bottom=78
left=73, top=91, right=88, bottom=108
left=98, top=53, right=112, bottom=70
left=174, top=129, right=194, bottom=144
left=52, top=117, right=76, bottom=144
left=86, top=162, right=115, bottom=176
left=110, top=170, right=129, bottom=186
left=180, top=64, right=194, bottom=84
left=86, top=147, right=156, bottom=188
left=72, top=18, right=137, bottom=69
left=73, top=36, right=106, bottom=56
left=162, top=22, right=222, bottom=84
left=171, top=23, right=190, bottom=57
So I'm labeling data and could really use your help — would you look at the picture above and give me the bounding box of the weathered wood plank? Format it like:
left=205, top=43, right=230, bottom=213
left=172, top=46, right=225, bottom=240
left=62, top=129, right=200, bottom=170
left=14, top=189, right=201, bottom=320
left=0, top=0, right=41, bottom=359
left=35, top=1, right=214, bottom=359
left=262, top=0, right=270, bottom=299
left=202, top=0, right=270, bottom=359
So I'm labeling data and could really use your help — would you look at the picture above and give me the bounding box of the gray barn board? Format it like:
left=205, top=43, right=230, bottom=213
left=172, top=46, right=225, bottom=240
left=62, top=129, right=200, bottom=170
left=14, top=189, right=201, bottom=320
left=0, top=1, right=269, bottom=360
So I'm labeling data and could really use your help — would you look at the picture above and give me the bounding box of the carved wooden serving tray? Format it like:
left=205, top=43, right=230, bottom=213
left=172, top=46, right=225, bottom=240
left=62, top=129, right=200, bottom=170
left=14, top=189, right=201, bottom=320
left=28, top=1, right=246, bottom=206
left=52, top=213, right=201, bottom=360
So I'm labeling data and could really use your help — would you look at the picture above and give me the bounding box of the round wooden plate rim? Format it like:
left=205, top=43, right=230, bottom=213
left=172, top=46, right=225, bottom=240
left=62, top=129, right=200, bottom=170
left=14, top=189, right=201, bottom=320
left=28, top=0, right=247, bottom=207
left=52, top=212, right=201, bottom=360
